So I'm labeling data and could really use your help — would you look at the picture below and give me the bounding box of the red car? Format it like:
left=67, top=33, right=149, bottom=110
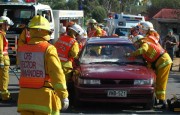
left=72, top=37, right=156, bottom=109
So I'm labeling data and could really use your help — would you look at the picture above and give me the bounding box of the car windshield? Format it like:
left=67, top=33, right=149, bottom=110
left=80, top=43, right=144, bottom=65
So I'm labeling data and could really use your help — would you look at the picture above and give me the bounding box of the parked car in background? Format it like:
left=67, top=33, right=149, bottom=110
left=72, top=37, right=157, bottom=110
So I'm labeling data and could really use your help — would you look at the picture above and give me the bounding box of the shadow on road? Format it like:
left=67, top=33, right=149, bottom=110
left=61, top=102, right=178, bottom=115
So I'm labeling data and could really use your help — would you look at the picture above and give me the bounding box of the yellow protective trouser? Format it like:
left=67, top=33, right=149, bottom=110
left=20, top=111, right=58, bottom=115
left=155, top=63, right=171, bottom=100
left=0, top=65, right=10, bottom=100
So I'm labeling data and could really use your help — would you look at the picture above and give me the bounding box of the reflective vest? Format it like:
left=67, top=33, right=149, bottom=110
left=142, top=42, right=165, bottom=63
left=145, top=35, right=159, bottom=44
left=0, top=31, right=8, bottom=55
left=101, top=29, right=107, bottom=36
left=54, top=35, right=76, bottom=62
left=25, top=28, right=30, bottom=43
left=18, top=42, right=51, bottom=88
left=88, top=29, right=100, bottom=38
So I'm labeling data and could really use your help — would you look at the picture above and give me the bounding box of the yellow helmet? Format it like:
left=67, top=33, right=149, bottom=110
left=28, top=15, right=50, bottom=31
left=88, top=19, right=97, bottom=24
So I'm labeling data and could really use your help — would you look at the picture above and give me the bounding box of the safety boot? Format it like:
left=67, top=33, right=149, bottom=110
left=159, top=99, right=167, bottom=109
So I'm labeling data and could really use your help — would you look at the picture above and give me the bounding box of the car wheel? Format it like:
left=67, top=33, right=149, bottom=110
left=143, top=93, right=155, bottom=110
left=73, top=87, right=83, bottom=108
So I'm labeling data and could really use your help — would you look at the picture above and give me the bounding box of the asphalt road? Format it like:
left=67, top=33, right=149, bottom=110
left=0, top=58, right=179, bottom=115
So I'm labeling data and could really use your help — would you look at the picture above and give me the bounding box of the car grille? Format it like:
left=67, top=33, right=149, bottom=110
left=101, top=79, right=134, bottom=85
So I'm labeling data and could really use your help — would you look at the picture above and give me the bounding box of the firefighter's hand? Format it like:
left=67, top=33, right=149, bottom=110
left=0, top=63, right=4, bottom=68
left=61, top=98, right=69, bottom=111
left=147, top=63, right=151, bottom=68
left=124, top=53, right=131, bottom=57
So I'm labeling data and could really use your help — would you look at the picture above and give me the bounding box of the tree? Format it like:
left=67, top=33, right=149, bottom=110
left=91, top=6, right=107, bottom=23
left=66, top=0, right=78, bottom=10
left=98, top=0, right=121, bottom=13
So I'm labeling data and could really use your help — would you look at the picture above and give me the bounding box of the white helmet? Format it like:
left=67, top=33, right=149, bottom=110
left=141, top=21, right=154, bottom=31
left=0, top=16, right=14, bottom=26
left=80, top=29, right=87, bottom=39
left=59, top=26, right=66, bottom=34
left=132, top=35, right=144, bottom=43
left=69, top=24, right=84, bottom=35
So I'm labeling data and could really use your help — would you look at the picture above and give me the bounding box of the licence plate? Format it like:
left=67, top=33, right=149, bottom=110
left=107, top=90, right=127, bottom=97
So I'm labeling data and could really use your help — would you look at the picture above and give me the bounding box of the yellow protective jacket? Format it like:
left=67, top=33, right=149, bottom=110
left=17, top=38, right=68, bottom=115
left=0, top=30, right=10, bottom=66
left=131, top=42, right=172, bottom=70
left=18, top=29, right=28, bottom=47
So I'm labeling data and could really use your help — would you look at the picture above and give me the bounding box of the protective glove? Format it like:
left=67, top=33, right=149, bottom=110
left=124, top=53, right=131, bottom=57
left=0, top=63, right=4, bottom=68
left=61, top=98, right=69, bottom=111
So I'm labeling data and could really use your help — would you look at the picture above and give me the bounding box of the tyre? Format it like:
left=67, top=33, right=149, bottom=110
left=72, top=86, right=83, bottom=108
left=143, top=93, right=155, bottom=110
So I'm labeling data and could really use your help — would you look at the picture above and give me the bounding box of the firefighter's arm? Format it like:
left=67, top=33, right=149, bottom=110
left=147, top=62, right=152, bottom=68
left=18, top=29, right=26, bottom=47
left=0, top=34, right=4, bottom=64
left=45, top=45, right=68, bottom=99
left=96, top=27, right=102, bottom=37
left=69, top=41, right=79, bottom=58
left=130, top=43, right=148, bottom=57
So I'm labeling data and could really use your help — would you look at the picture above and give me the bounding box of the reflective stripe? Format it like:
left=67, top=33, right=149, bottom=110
left=18, top=104, right=59, bottom=115
left=149, top=49, right=156, bottom=59
left=1, top=90, right=9, bottom=94
left=157, top=60, right=172, bottom=70
left=54, top=83, right=67, bottom=90
left=59, top=57, right=68, bottom=61
left=139, top=48, right=143, bottom=54
left=156, top=90, right=166, bottom=94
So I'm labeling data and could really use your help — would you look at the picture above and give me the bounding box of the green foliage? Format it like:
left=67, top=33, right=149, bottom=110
left=92, top=6, right=107, bottom=23
left=66, top=0, right=78, bottom=10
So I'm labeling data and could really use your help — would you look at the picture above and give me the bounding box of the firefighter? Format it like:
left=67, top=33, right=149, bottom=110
left=126, top=35, right=172, bottom=109
left=87, top=19, right=102, bottom=38
left=140, top=21, right=161, bottom=45
left=54, top=24, right=83, bottom=82
left=59, top=25, right=67, bottom=37
left=17, top=15, right=69, bottom=115
left=98, top=23, right=107, bottom=36
left=0, top=16, right=14, bottom=103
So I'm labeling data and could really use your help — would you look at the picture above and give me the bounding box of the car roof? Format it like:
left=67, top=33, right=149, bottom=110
left=87, top=36, right=132, bottom=44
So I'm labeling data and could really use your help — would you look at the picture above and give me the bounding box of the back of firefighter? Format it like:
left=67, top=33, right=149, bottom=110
left=0, top=16, right=14, bottom=103
left=54, top=24, right=83, bottom=82
left=127, top=35, right=172, bottom=109
left=140, top=21, right=160, bottom=45
left=17, top=15, right=69, bottom=115
left=87, top=19, right=102, bottom=38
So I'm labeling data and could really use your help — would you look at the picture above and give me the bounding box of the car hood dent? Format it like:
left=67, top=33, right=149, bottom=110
left=80, top=64, right=153, bottom=79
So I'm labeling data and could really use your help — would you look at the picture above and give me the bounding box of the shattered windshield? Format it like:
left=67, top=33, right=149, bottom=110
left=80, top=43, right=144, bottom=65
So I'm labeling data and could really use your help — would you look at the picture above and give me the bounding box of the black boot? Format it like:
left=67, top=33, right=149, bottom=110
left=159, top=100, right=167, bottom=109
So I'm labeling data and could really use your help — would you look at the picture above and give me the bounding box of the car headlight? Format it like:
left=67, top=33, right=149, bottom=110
left=78, top=78, right=101, bottom=85
left=134, top=79, right=153, bottom=85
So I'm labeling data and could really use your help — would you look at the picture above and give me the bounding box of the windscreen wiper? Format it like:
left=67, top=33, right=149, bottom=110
left=125, top=62, right=145, bottom=66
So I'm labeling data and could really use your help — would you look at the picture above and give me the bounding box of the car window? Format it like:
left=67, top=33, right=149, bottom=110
left=115, top=28, right=131, bottom=36
left=80, top=44, right=144, bottom=64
